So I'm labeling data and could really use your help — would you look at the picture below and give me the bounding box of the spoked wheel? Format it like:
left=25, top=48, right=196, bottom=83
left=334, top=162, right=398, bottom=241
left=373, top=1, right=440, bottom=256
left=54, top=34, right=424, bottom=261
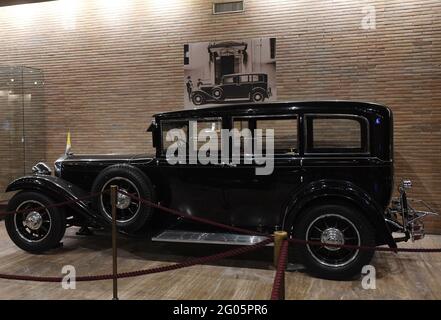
left=5, top=191, right=66, bottom=253
left=306, top=214, right=360, bottom=268
left=192, top=93, right=205, bottom=106
left=92, top=164, right=155, bottom=232
left=15, top=200, right=52, bottom=243
left=251, top=91, right=265, bottom=102
left=292, top=204, right=375, bottom=280
left=211, top=87, right=224, bottom=100
left=100, top=177, right=142, bottom=223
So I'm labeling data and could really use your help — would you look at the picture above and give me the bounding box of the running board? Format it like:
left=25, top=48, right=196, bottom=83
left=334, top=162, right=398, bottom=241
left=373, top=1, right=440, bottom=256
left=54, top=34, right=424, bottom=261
left=151, top=230, right=271, bottom=246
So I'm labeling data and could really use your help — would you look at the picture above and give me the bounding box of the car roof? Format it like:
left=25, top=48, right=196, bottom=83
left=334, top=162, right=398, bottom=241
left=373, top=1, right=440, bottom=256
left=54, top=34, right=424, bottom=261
left=222, top=73, right=266, bottom=77
left=154, top=101, right=392, bottom=119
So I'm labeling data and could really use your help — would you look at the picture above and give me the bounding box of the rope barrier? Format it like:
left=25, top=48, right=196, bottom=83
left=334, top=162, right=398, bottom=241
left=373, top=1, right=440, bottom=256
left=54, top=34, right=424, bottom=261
left=0, top=238, right=272, bottom=283
left=123, top=191, right=441, bottom=253
left=0, top=191, right=103, bottom=218
left=0, top=186, right=440, bottom=301
left=287, top=237, right=441, bottom=253
left=2, top=188, right=440, bottom=253
left=271, top=240, right=288, bottom=300
left=121, top=191, right=269, bottom=237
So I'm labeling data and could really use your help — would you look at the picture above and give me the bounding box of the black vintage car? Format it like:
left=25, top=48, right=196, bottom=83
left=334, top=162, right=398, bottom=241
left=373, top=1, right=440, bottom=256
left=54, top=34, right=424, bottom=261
left=191, top=73, right=271, bottom=105
left=3, top=101, right=436, bottom=279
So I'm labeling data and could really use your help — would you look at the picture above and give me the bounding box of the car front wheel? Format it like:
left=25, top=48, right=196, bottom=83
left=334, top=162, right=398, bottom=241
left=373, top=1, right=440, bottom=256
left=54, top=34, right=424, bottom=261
left=192, top=92, right=205, bottom=105
left=5, top=191, right=66, bottom=253
left=292, top=204, right=375, bottom=280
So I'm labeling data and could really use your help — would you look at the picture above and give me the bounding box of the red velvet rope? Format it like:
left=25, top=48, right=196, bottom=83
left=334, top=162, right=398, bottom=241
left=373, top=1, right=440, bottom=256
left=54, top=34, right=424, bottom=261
left=1, top=189, right=440, bottom=253
left=0, top=185, right=439, bottom=305
left=270, top=240, right=289, bottom=300
left=121, top=191, right=269, bottom=237
left=0, top=191, right=103, bottom=218
left=0, top=238, right=272, bottom=282
left=124, top=191, right=441, bottom=253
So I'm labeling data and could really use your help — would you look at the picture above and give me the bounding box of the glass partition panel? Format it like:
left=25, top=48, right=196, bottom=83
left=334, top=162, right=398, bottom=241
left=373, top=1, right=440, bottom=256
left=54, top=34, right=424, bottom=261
left=0, top=66, right=45, bottom=202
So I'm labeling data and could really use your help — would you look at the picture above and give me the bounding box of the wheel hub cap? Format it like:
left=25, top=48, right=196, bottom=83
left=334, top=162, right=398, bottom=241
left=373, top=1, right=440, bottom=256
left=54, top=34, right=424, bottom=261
left=320, top=227, right=344, bottom=251
left=116, top=189, right=131, bottom=210
left=24, top=211, right=43, bottom=230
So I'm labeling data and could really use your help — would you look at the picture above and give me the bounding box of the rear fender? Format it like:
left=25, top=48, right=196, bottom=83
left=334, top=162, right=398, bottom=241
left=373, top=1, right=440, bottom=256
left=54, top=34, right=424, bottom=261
left=6, top=175, right=105, bottom=226
left=282, top=179, right=397, bottom=248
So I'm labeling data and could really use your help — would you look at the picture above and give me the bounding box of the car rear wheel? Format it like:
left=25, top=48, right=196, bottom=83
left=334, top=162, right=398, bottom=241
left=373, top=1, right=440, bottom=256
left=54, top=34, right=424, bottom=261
left=211, top=87, right=224, bottom=100
left=91, top=164, right=155, bottom=233
left=292, top=204, right=375, bottom=280
left=251, top=91, right=265, bottom=102
left=5, top=191, right=66, bottom=253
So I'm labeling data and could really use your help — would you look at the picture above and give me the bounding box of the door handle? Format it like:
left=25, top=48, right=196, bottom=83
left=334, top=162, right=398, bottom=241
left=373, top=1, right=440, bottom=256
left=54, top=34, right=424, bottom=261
left=217, top=161, right=236, bottom=168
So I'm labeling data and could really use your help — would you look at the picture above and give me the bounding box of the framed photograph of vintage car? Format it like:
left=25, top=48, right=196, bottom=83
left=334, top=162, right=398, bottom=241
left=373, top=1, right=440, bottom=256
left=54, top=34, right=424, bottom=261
left=184, top=38, right=277, bottom=108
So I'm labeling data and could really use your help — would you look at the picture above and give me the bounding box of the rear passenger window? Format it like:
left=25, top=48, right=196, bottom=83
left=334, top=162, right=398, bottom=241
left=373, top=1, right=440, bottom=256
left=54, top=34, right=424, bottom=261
left=255, top=117, right=298, bottom=154
left=240, top=75, right=249, bottom=83
left=232, top=116, right=298, bottom=156
left=305, top=115, right=369, bottom=154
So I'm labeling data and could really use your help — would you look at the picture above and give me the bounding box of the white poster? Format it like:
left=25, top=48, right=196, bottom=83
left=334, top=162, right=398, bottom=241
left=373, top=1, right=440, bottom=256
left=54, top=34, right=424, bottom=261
left=184, top=38, right=277, bottom=109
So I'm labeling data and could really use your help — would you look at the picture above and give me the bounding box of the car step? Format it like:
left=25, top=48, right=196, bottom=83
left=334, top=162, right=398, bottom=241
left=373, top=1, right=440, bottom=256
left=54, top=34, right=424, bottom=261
left=151, top=230, right=271, bottom=246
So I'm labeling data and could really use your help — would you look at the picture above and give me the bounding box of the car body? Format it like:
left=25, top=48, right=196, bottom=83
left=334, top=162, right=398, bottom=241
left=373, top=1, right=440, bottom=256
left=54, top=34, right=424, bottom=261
left=191, top=73, right=270, bottom=105
left=4, top=101, right=436, bottom=279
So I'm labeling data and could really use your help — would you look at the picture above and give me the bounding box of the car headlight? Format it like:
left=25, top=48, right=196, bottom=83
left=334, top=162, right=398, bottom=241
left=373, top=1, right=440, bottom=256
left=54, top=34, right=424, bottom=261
left=32, top=162, right=52, bottom=175
left=54, top=160, right=62, bottom=177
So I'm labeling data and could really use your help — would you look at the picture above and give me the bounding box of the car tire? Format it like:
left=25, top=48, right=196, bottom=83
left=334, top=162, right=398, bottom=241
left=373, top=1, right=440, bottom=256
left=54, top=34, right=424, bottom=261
left=291, top=203, right=375, bottom=280
left=91, top=164, right=155, bottom=233
left=192, top=92, right=205, bottom=106
left=211, top=87, right=224, bottom=100
left=5, top=191, right=66, bottom=254
left=251, top=91, right=265, bottom=102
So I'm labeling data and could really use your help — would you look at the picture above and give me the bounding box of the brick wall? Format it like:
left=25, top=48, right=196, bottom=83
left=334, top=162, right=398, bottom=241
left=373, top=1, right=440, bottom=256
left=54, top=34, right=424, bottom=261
left=0, top=0, right=440, bottom=232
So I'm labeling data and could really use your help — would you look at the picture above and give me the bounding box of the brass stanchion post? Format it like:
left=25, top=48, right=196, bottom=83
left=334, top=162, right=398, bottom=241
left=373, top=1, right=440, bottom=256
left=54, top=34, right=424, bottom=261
left=273, top=231, right=288, bottom=268
left=110, top=185, right=119, bottom=301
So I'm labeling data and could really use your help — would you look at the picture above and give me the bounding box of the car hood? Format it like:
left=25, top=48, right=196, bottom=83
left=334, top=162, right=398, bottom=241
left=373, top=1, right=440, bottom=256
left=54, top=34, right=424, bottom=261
left=57, top=153, right=155, bottom=165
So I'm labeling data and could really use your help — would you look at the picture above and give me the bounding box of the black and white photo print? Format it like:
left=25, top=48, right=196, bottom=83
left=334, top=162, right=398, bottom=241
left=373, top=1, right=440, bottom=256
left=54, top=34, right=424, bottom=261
left=184, top=38, right=277, bottom=108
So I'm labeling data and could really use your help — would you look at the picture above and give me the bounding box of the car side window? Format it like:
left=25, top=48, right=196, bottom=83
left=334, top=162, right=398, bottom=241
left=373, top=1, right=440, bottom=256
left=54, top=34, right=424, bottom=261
left=161, top=120, right=189, bottom=154
left=305, top=115, right=369, bottom=154
left=232, top=119, right=253, bottom=159
left=193, top=119, right=222, bottom=152
left=232, top=117, right=299, bottom=156
left=240, top=75, right=249, bottom=83
left=223, top=77, right=234, bottom=84
left=255, top=117, right=298, bottom=155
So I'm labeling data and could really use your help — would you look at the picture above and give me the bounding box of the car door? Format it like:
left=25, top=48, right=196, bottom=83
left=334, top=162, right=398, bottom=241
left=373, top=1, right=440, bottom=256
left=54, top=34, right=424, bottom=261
left=220, top=75, right=241, bottom=99
left=236, top=75, right=252, bottom=99
left=157, top=117, right=232, bottom=224
left=223, top=115, right=303, bottom=228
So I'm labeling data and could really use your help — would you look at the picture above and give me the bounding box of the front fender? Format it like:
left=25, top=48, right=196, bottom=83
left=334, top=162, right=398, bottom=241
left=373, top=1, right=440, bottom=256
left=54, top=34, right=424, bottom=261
left=282, top=179, right=396, bottom=248
left=6, top=175, right=105, bottom=226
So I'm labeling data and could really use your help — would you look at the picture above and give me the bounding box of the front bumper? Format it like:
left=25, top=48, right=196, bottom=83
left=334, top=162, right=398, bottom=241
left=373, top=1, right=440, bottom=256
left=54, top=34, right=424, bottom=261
left=386, top=180, right=438, bottom=242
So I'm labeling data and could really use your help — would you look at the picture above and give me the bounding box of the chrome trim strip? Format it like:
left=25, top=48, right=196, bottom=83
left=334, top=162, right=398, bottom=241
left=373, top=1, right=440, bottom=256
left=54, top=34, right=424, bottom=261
left=152, top=230, right=272, bottom=246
